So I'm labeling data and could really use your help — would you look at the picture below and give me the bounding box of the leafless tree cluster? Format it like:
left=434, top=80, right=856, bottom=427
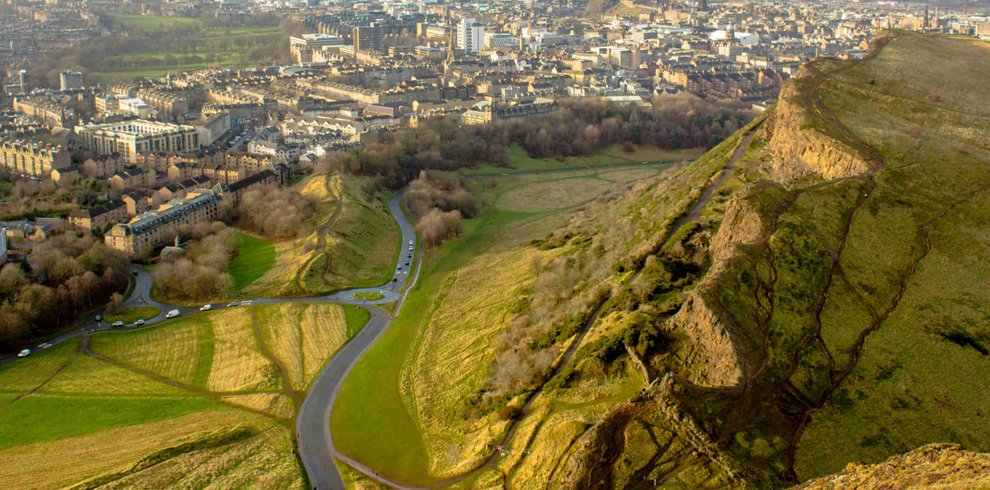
left=405, top=171, right=478, bottom=219
left=405, top=171, right=478, bottom=247
left=235, top=185, right=318, bottom=239
left=152, top=223, right=234, bottom=302
left=415, top=209, right=464, bottom=247
left=0, top=228, right=128, bottom=351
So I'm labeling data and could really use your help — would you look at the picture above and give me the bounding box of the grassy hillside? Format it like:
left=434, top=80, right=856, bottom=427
left=246, top=173, right=398, bottom=297
left=332, top=165, right=672, bottom=484
left=0, top=303, right=368, bottom=488
left=333, top=31, right=990, bottom=487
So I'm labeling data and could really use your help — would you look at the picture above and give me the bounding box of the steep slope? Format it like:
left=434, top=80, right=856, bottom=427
left=410, top=30, right=990, bottom=488
left=793, top=444, right=990, bottom=489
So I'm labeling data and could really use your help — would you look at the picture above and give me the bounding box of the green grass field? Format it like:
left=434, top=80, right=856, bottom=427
left=0, top=301, right=368, bottom=488
left=86, top=15, right=286, bottom=83
left=229, top=230, right=276, bottom=290
left=105, top=306, right=161, bottom=324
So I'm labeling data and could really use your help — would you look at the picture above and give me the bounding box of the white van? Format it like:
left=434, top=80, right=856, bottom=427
left=166, top=309, right=180, bottom=319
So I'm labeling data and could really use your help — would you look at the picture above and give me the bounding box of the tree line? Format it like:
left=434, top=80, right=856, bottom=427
left=322, top=95, right=754, bottom=188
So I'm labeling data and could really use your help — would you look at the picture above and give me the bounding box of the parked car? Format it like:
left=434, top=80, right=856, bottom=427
left=134, top=319, right=145, bottom=326
left=112, top=321, right=125, bottom=327
left=18, top=349, right=30, bottom=358
left=166, top=309, right=180, bottom=319
left=227, top=301, right=240, bottom=307
left=94, top=315, right=101, bottom=322
left=200, top=304, right=213, bottom=311
left=241, top=300, right=253, bottom=306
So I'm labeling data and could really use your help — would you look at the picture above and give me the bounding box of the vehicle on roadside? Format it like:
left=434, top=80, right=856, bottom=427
left=227, top=301, right=240, bottom=307
left=241, top=300, right=253, bottom=306
left=94, top=315, right=101, bottom=321
left=166, top=309, right=180, bottom=319
left=112, top=320, right=125, bottom=327
left=200, top=304, right=212, bottom=311
left=134, top=319, right=145, bottom=326
left=17, top=349, right=30, bottom=358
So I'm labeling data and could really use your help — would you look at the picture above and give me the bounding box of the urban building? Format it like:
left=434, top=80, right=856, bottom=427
left=104, top=189, right=221, bottom=257
left=353, top=23, right=383, bottom=52
left=59, top=70, right=84, bottom=91
left=0, top=140, right=71, bottom=178
left=75, top=120, right=200, bottom=164
left=457, top=18, right=485, bottom=54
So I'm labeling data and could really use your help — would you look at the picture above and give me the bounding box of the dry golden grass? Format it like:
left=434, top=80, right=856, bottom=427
left=89, top=320, right=205, bottom=385
left=0, top=341, right=77, bottom=395
left=255, top=304, right=304, bottom=389
left=100, top=427, right=301, bottom=489
left=509, top=411, right=590, bottom=484
left=596, top=167, right=665, bottom=183
left=299, top=303, right=349, bottom=385
left=408, top=247, right=551, bottom=476
left=220, top=393, right=295, bottom=421
left=207, top=309, right=279, bottom=392
left=253, top=303, right=350, bottom=391
left=0, top=409, right=266, bottom=489
left=495, top=177, right=616, bottom=213
left=41, top=355, right=184, bottom=396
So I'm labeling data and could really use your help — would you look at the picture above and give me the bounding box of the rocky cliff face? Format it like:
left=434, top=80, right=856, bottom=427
left=793, top=444, right=990, bottom=489
left=664, top=183, right=784, bottom=389
left=761, top=66, right=875, bottom=181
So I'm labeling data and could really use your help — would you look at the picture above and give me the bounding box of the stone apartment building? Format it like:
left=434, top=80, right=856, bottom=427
left=0, top=140, right=71, bottom=178
left=105, top=189, right=221, bottom=258
left=68, top=198, right=127, bottom=230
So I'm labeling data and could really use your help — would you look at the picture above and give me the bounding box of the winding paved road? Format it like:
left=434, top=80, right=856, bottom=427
left=0, top=158, right=691, bottom=487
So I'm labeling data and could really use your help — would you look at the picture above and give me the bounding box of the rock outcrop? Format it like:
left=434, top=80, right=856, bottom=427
left=664, top=182, right=785, bottom=389
left=793, top=444, right=990, bottom=489
left=761, top=66, right=876, bottom=181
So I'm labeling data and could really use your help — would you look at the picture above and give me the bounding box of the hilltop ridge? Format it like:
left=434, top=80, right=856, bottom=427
left=401, top=30, right=990, bottom=487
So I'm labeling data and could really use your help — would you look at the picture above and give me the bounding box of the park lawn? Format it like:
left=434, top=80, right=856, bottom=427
left=462, top=143, right=704, bottom=175
left=229, top=230, right=276, bottom=290
left=105, top=306, right=161, bottom=324
left=113, top=14, right=203, bottom=30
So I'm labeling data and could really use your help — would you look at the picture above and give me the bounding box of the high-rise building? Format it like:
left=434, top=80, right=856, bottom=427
left=353, top=23, right=383, bottom=52
left=59, top=70, right=84, bottom=91
left=457, top=18, right=485, bottom=54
